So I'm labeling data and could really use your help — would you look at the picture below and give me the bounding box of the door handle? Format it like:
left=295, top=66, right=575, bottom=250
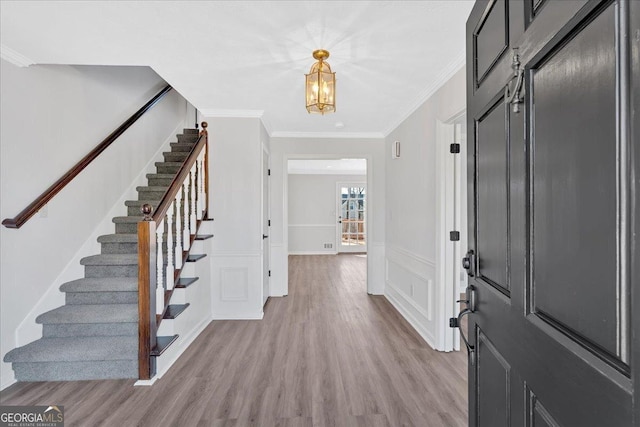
left=504, top=48, right=524, bottom=113
left=450, top=308, right=476, bottom=365
left=450, top=285, right=476, bottom=364
left=462, top=250, right=476, bottom=277
left=262, top=234, right=269, bottom=239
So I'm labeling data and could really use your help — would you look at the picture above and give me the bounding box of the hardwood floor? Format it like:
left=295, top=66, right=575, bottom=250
left=1, top=254, right=468, bottom=426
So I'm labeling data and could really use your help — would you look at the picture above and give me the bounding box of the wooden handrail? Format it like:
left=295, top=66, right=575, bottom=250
left=2, top=84, right=174, bottom=229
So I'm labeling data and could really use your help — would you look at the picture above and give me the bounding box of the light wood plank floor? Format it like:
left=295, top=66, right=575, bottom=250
left=1, top=254, right=467, bottom=426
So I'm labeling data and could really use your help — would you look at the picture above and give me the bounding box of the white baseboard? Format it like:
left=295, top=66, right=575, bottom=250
left=0, top=377, right=16, bottom=391
left=385, top=285, right=437, bottom=349
left=288, top=251, right=337, bottom=256
left=134, top=377, right=159, bottom=387
left=211, top=311, right=264, bottom=320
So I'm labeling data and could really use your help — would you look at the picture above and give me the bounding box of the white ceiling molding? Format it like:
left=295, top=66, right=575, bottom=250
left=382, top=53, right=466, bottom=137
left=200, top=109, right=264, bottom=118
left=260, top=116, right=273, bottom=137
left=0, top=44, right=33, bottom=67
left=271, top=131, right=385, bottom=140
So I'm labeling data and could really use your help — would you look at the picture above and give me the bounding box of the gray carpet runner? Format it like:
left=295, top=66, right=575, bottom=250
left=3, top=129, right=200, bottom=382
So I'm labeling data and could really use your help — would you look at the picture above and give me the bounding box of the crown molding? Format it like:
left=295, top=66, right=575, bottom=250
left=259, top=115, right=273, bottom=136
left=0, top=44, right=34, bottom=67
left=200, top=109, right=264, bottom=118
left=271, top=131, right=385, bottom=139
left=382, top=52, right=466, bottom=137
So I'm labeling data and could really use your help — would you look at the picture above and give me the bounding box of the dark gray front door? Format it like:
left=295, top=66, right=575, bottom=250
left=464, top=0, right=639, bottom=425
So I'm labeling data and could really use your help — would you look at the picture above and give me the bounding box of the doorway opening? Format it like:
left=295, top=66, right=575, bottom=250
left=337, top=184, right=367, bottom=253
left=286, top=158, right=368, bottom=292
left=437, top=112, right=467, bottom=352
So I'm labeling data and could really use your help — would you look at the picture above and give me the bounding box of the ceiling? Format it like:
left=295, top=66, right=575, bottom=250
left=0, top=1, right=474, bottom=137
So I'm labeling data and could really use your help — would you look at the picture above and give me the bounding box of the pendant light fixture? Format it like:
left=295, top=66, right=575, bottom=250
left=305, top=49, right=336, bottom=114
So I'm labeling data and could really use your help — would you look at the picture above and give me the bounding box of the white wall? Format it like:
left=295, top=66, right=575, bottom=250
left=0, top=60, right=190, bottom=388
left=288, top=173, right=366, bottom=254
left=207, top=116, right=265, bottom=319
left=270, top=138, right=386, bottom=296
left=384, top=67, right=466, bottom=350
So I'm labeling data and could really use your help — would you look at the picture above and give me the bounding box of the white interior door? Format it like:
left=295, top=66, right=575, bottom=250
left=336, top=183, right=367, bottom=253
left=262, top=151, right=270, bottom=306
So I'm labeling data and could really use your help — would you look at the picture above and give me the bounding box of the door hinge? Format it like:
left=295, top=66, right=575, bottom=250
left=268, top=169, right=271, bottom=176
left=268, top=219, right=271, bottom=227
left=450, top=231, right=460, bottom=241
left=268, top=270, right=271, bottom=277
left=450, top=143, right=460, bottom=154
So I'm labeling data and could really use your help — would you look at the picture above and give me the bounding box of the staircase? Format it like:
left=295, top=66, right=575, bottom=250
left=4, top=128, right=205, bottom=382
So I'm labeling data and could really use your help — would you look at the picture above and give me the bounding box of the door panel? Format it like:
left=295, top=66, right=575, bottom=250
left=476, top=329, right=510, bottom=427
left=526, top=387, right=560, bottom=427
left=530, top=2, right=619, bottom=359
left=465, top=0, right=638, bottom=425
left=476, top=98, right=510, bottom=293
left=474, top=0, right=510, bottom=86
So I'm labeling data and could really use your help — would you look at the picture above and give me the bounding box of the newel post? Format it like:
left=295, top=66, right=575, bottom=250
left=200, top=121, right=209, bottom=219
left=138, top=203, right=157, bottom=380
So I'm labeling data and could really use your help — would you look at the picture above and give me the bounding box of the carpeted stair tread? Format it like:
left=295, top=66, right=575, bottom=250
left=124, top=199, right=161, bottom=208
left=170, top=142, right=196, bottom=151
left=36, top=304, right=137, bottom=324
left=136, top=185, right=169, bottom=192
left=80, top=254, right=138, bottom=266
left=155, top=161, right=183, bottom=168
left=60, top=277, right=137, bottom=293
left=112, top=216, right=144, bottom=224
left=183, top=128, right=199, bottom=135
left=146, top=173, right=176, bottom=180
left=163, top=152, right=189, bottom=160
left=3, top=336, right=137, bottom=363
left=177, top=134, right=199, bottom=142
left=97, top=233, right=138, bottom=244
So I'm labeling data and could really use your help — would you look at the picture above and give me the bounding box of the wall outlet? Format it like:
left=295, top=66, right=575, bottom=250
left=324, top=243, right=333, bottom=249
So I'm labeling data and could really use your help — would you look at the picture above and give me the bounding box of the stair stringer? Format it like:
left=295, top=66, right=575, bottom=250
left=11, top=122, right=184, bottom=371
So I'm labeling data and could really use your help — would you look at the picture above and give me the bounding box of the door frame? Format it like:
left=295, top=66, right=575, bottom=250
left=282, top=154, right=374, bottom=295
left=335, top=182, right=368, bottom=253
left=261, top=143, right=271, bottom=305
left=436, top=109, right=467, bottom=352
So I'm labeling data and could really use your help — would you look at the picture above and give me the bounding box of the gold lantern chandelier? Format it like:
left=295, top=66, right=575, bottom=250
left=305, top=49, right=336, bottom=114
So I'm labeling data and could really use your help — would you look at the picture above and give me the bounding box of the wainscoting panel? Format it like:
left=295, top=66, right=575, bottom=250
left=385, top=246, right=438, bottom=348
left=221, top=268, right=249, bottom=301
left=211, top=252, right=263, bottom=319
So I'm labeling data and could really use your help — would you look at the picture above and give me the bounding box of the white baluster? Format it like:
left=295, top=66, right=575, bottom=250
left=156, top=219, right=165, bottom=315
left=174, top=187, right=183, bottom=270
left=196, top=149, right=204, bottom=220
left=190, top=164, right=197, bottom=231
left=165, top=202, right=174, bottom=291
left=183, top=179, right=190, bottom=250
left=203, top=143, right=207, bottom=215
